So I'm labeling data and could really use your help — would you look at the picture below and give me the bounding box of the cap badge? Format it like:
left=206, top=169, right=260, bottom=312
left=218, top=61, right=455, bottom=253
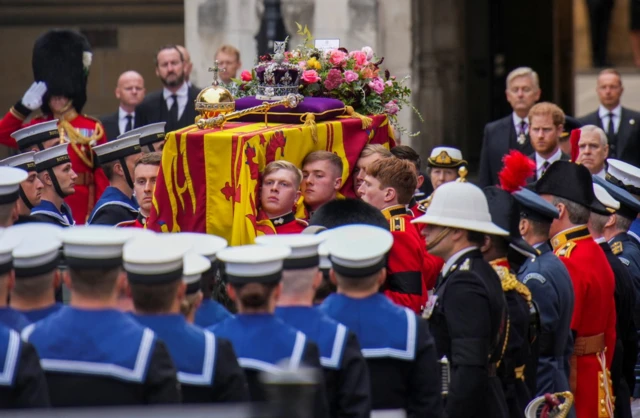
left=434, top=151, right=453, bottom=165
left=460, top=258, right=471, bottom=271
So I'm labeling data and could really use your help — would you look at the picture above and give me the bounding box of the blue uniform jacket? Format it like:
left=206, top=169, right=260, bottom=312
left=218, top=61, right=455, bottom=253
left=0, top=307, right=30, bottom=332
left=194, top=299, right=232, bottom=329
left=30, top=200, right=74, bottom=227
left=88, top=186, right=138, bottom=225
left=20, top=303, right=63, bottom=323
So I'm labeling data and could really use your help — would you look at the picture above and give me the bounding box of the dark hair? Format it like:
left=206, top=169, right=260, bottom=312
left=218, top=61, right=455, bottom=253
left=129, top=280, right=181, bottom=313
left=527, top=218, right=552, bottom=238
left=101, top=160, right=118, bottom=182
left=391, top=145, right=422, bottom=172
left=466, top=230, right=486, bottom=247
left=489, top=235, right=509, bottom=256
left=309, top=198, right=389, bottom=230
left=69, top=267, right=120, bottom=298
left=135, top=151, right=162, bottom=168
left=334, top=270, right=382, bottom=291
left=313, top=270, right=336, bottom=304
left=12, top=271, right=55, bottom=300
left=154, top=44, right=184, bottom=66
left=232, top=282, right=278, bottom=310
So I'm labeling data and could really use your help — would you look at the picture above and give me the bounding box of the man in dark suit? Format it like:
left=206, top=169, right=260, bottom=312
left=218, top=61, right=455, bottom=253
left=478, top=67, right=541, bottom=187
left=528, top=102, right=571, bottom=182
left=578, top=69, right=640, bottom=167
left=100, top=71, right=146, bottom=141
left=135, top=45, right=200, bottom=133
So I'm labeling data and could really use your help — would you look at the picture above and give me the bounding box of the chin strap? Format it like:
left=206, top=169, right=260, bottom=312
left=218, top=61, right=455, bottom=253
left=46, top=168, right=70, bottom=198
left=120, top=158, right=135, bottom=189
left=18, top=186, right=33, bottom=210
left=427, top=227, right=451, bottom=251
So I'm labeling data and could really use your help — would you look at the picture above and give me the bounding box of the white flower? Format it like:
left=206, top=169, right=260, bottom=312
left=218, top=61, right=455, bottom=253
left=361, top=46, right=374, bottom=61
left=82, top=52, right=93, bottom=70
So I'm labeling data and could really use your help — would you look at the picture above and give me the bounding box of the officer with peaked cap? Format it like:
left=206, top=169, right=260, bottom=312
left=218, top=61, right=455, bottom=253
left=118, top=122, right=166, bottom=153
left=513, top=187, right=575, bottom=400
left=0, top=166, right=28, bottom=227
left=535, top=160, right=616, bottom=418
left=604, top=159, right=640, bottom=247
left=22, top=226, right=181, bottom=406
left=0, top=232, right=31, bottom=331
left=590, top=183, right=637, bottom=418
left=125, top=235, right=249, bottom=404
left=0, top=152, right=44, bottom=225
left=209, top=245, right=329, bottom=418
left=256, top=234, right=372, bottom=418
left=31, top=143, right=76, bottom=226
left=88, top=134, right=142, bottom=226
left=5, top=223, right=64, bottom=322
left=318, top=225, right=441, bottom=417
left=163, top=232, right=232, bottom=328
left=412, top=181, right=509, bottom=418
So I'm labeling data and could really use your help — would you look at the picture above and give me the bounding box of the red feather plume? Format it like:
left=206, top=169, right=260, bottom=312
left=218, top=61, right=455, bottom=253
left=498, top=150, right=535, bottom=193
left=569, top=129, right=581, bottom=162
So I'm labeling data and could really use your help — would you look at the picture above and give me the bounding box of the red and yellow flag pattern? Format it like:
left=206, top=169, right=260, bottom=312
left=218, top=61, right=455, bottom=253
left=147, top=115, right=394, bottom=245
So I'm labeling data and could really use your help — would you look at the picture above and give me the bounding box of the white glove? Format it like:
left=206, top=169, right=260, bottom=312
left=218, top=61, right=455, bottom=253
left=21, top=82, right=47, bottom=111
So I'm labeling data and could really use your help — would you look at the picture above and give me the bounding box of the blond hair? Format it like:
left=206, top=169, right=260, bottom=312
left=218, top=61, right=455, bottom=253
left=506, top=67, right=540, bottom=90
left=215, top=45, right=241, bottom=62
left=263, top=160, right=303, bottom=188
left=359, top=144, right=393, bottom=159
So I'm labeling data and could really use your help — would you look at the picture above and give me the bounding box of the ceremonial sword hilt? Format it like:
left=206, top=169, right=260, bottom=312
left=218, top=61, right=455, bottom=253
left=440, top=356, right=450, bottom=397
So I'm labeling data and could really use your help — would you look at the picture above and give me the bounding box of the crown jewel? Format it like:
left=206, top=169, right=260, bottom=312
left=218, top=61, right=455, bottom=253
left=255, top=38, right=301, bottom=101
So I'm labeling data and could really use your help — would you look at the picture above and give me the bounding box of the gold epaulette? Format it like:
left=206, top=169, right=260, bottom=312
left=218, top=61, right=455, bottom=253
left=418, top=195, right=432, bottom=208
left=82, top=114, right=103, bottom=124
left=611, top=241, right=623, bottom=255
left=493, top=265, right=532, bottom=302
left=390, top=216, right=405, bottom=232
left=554, top=241, right=576, bottom=258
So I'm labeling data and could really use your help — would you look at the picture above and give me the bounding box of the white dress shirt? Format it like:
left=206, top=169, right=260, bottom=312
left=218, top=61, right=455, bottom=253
left=594, top=167, right=606, bottom=179
left=118, top=107, right=135, bottom=135
left=163, top=82, right=189, bottom=120
left=513, top=113, right=530, bottom=135
left=535, top=148, right=562, bottom=179
left=598, top=104, right=622, bottom=134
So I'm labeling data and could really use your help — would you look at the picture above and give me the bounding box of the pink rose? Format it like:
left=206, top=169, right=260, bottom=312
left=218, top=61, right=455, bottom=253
left=384, top=100, right=399, bottom=115
left=298, top=61, right=307, bottom=70
left=324, top=68, right=344, bottom=90
left=344, top=70, right=359, bottom=83
left=328, top=49, right=348, bottom=66
left=241, top=70, right=253, bottom=82
left=368, top=77, right=385, bottom=94
left=385, top=80, right=393, bottom=87
left=349, top=51, right=368, bottom=68
left=301, top=70, right=321, bottom=84
left=361, top=46, right=374, bottom=61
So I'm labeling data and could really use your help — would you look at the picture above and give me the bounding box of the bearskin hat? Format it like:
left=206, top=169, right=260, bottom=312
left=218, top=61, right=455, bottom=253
left=32, top=29, right=92, bottom=115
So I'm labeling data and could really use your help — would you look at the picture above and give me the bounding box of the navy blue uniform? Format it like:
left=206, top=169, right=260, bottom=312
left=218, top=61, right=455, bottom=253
left=30, top=200, right=74, bottom=227
left=88, top=186, right=138, bottom=226
left=0, top=307, right=30, bottom=332
left=276, top=306, right=371, bottom=418
left=320, top=293, right=442, bottom=418
left=19, top=303, right=63, bottom=323
left=211, top=314, right=329, bottom=418
left=518, top=242, right=574, bottom=397
left=194, top=299, right=232, bottom=328
left=22, top=306, right=181, bottom=406
left=135, top=314, right=249, bottom=403
left=0, top=325, right=50, bottom=408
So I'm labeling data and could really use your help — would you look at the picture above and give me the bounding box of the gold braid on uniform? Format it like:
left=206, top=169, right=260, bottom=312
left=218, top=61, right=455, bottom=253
left=58, top=120, right=103, bottom=169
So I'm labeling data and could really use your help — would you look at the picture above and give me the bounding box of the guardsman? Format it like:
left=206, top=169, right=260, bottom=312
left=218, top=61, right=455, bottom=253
left=535, top=160, right=616, bottom=418
left=256, top=234, right=372, bottom=418
left=0, top=231, right=31, bottom=331
left=0, top=167, right=28, bottom=228
left=119, top=122, right=166, bottom=153
left=358, top=157, right=442, bottom=312
left=590, top=183, right=637, bottom=418
left=209, top=245, right=329, bottom=418
left=483, top=186, right=537, bottom=417
left=260, top=160, right=309, bottom=234
left=0, top=152, right=44, bottom=225
left=0, top=30, right=109, bottom=224
left=31, top=143, right=76, bottom=227
left=88, top=134, right=142, bottom=226
left=21, top=226, right=181, bottom=406
left=320, top=224, right=442, bottom=417
left=412, top=181, right=509, bottom=418
left=125, top=235, right=249, bottom=404
left=512, top=187, right=575, bottom=399
left=389, top=145, right=429, bottom=214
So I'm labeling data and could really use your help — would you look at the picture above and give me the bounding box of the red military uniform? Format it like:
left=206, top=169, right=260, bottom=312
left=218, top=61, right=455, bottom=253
left=408, top=196, right=428, bottom=235
left=551, top=225, right=616, bottom=418
left=269, top=211, right=308, bottom=234
left=382, top=205, right=442, bottom=313
left=118, top=212, right=147, bottom=228
left=0, top=106, right=108, bottom=224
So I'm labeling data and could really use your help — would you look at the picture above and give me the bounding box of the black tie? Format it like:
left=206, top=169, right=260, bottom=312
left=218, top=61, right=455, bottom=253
left=607, top=112, right=616, bottom=156
left=169, top=94, right=179, bottom=129
left=125, top=114, right=133, bottom=133
left=541, top=160, right=550, bottom=177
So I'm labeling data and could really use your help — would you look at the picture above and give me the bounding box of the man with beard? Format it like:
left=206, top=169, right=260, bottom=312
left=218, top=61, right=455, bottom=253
left=135, top=45, right=200, bottom=133
left=527, top=102, right=570, bottom=182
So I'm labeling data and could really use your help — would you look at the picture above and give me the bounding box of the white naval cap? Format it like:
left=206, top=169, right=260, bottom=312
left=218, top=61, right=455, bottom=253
left=11, top=119, right=59, bottom=151
left=119, top=122, right=166, bottom=151
left=61, top=226, right=135, bottom=269
left=123, top=235, right=192, bottom=284
left=0, top=167, right=28, bottom=204
left=427, top=146, right=466, bottom=168
left=323, top=224, right=393, bottom=277
left=165, top=232, right=228, bottom=262
left=34, top=143, right=70, bottom=173
left=318, top=242, right=331, bottom=270
left=4, top=224, right=63, bottom=278
left=216, top=244, right=291, bottom=285
left=183, top=252, right=211, bottom=294
left=0, top=151, right=37, bottom=172
left=0, top=229, right=23, bottom=274
left=255, top=234, right=325, bottom=269
left=606, top=159, right=640, bottom=195
left=93, top=133, right=141, bottom=165
left=593, top=183, right=620, bottom=213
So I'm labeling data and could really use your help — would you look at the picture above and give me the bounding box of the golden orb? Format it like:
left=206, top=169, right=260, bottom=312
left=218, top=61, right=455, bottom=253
left=194, top=61, right=236, bottom=123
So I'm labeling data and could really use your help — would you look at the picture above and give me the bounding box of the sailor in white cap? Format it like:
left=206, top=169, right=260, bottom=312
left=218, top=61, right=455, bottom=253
left=22, top=226, right=181, bottom=406
left=257, top=234, right=371, bottom=418
left=0, top=152, right=44, bottom=225
left=88, top=134, right=142, bottom=226
left=4, top=224, right=64, bottom=322
left=119, top=122, right=166, bottom=153
left=318, top=224, right=441, bottom=417
left=412, top=181, right=509, bottom=417
left=0, top=166, right=28, bottom=227
left=30, top=143, right=76, bottom=227
left=0, top=231, right=31, bottom=331
left=125, top=235, right=248, bottom=403
left=9, top=119, right=60, bottom=152
left=210, top=245, right=329, bottom=416
left=163, top=232, right=231, bottom=328
left=604, top=159, right=640, bottom=249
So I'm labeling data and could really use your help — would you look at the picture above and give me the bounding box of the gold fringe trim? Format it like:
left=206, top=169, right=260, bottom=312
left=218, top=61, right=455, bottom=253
left=338, top=106, right=373, bottom=129
left=301, top=113, right=318, bottom=143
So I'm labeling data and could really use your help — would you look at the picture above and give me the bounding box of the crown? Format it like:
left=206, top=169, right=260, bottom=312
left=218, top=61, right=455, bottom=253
left=254, top=39, right=301, bottom=101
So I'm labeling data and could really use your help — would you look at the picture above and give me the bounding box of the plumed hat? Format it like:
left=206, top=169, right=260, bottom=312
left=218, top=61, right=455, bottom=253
left=32, top=29, right=92, bottom=115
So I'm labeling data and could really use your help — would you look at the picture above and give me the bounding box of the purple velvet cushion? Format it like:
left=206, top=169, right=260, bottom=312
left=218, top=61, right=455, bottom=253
left=234, top=96, right=345, bottom=123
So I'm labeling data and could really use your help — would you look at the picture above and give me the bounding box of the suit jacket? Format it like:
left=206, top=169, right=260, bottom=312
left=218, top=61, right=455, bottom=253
left=478, top=115, right=534, bottom=188
left=135, top=85, right=200, bottom=133
left=99, top=112, right=120, bottom=142
left=578, top=107, right=640, bottom=167
left=527, top=151, right=571, bottom=182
